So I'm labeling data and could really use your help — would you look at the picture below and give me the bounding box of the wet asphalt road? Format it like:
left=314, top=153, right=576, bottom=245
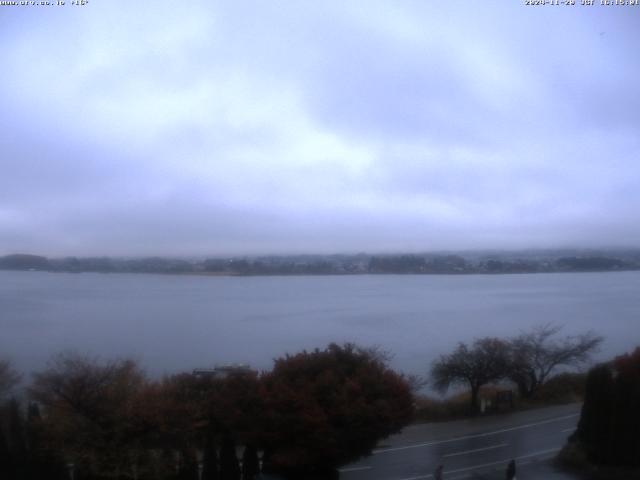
left=338, top=404, right=584, bottom=480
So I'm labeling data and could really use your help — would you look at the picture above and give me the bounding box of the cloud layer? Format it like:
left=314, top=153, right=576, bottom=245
left=1, top=1, right=639, bottom=255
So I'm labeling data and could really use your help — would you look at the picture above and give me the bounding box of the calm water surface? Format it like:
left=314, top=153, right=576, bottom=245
left=1, top=270, right=639, bottom=377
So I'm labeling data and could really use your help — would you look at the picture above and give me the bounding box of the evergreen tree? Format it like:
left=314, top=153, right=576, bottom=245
left=576, top=364, right=614, bottom=464
left=201, top=435, right=218, bottom=480
left=575, top=349, right=640, bottom=467
left=8, top=399, right=26, bottom=455
left=219, top=436, right=240, bottom=480
left=0, top=427, right=13, bottom=480
left=25, top=402, right=65, bottom=480
left=610, top=348, right=640, bottom=466
left=7, top=398, right=28, bottom=478
left=178, top=449, right=198, bottom=480
left=26, top=402, right=42, bottom=480
left=241, top=445, right=258, bottom=480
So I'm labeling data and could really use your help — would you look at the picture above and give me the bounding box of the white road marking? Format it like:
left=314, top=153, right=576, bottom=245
left=338, top=466, right=372, bottom=473
left=395, top=447, right=561, bottom=480
left=373, top=413, right=578, bottom=454
left=443, top=443, right=508, bottom=458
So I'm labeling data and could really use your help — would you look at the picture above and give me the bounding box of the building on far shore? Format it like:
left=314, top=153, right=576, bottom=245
left=192, top=364, right=253, bottom=379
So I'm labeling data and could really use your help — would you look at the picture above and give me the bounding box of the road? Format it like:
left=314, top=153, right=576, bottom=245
left=338, top=404, right=584, bottom=480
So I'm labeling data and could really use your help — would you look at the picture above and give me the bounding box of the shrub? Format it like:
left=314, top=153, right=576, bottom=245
left=260, top=343, right=413, bottom=476
left=530, top=372, right=586, bottom=404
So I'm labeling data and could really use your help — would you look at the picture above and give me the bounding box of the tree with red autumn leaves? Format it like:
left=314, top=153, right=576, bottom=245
left=260, top=343, right=414, bottom=478
left=21, top=344, right=413, bottom=479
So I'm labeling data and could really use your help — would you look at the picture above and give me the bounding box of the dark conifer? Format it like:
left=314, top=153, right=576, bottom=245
left=26, top=402, right=43, bottom=480
left=26, top=403, right=66, bottom=480
left=7, top=398, right=28, bottom=478
left=576, top=364, right=614, bottom=463
left=610, top=348, right=640, bottom=466
left=241, top=445, right=259, bottom=480
left=0, top=427, right=14, bottom=480
left=219, top=436, right=240, bottom=480
left=202, top=435, right=219, bottom=480
left=179, top=449, right=198, bottom=480
left=576, top=349, right=640, bottom=467
left=7, top=399, right=26, bottom=457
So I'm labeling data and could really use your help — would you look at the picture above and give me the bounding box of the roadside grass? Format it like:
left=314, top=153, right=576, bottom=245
left=411, top=372, right=640, bottom=479
left=413, top=372, right=586, bottom=423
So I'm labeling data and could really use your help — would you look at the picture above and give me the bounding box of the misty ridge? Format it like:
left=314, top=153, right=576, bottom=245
left=2, top=248, right=640, bottom=276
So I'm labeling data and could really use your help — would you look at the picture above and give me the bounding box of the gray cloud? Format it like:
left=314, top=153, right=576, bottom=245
left=1, top=1, right=639, bottom=256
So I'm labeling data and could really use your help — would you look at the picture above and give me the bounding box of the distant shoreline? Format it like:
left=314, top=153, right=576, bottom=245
left=35, top=267, right=640, bottom=276
left=2, top=249, right=640, bottom=277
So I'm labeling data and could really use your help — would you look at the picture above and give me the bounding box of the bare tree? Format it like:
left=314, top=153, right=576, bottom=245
left=30, top=351, right=146, bottom=425
left=0, top=359, right=21, bottom=400
left=29, top=352, right=148, bottom=477
left=507, top=324, right=603, bottom=398
left=405, top=374, right=428, bottom=395
left=361, top=344, right=395, bottom=365
left=431, top=338, right=510, bottom=414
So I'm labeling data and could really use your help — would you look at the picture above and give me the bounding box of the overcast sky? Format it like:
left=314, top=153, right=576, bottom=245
left=1, top=1, right=639, bottom=256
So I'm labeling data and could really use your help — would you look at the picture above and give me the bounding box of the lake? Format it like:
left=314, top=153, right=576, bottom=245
left=1, top=270, right=639, bottom=379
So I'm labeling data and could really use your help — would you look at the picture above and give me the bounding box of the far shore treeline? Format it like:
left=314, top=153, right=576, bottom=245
left=2, top=248, right=640, bottom=276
